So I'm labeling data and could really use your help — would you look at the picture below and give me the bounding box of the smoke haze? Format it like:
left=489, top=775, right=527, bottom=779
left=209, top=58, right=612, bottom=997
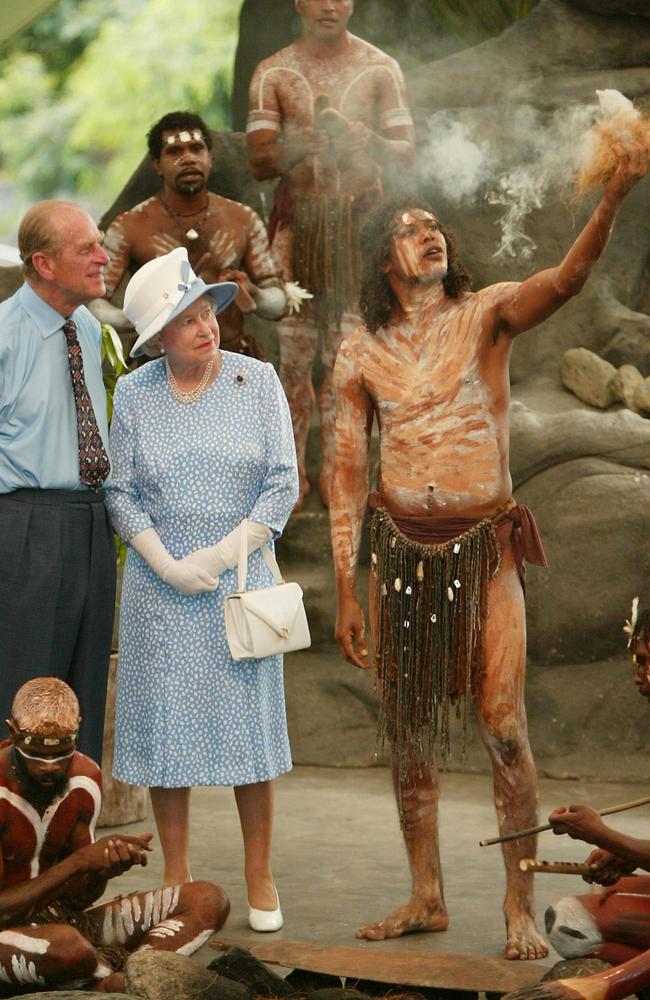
left=417, top=98, right=604, bottom=260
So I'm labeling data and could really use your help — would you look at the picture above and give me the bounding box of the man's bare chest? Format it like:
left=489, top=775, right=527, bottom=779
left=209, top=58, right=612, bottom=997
left=131, top=217, right=246, bottom=269
left=361, top=335, right=484, bottom=419
left=1, top=796, right=78, bottom=879
left=275, top=60, right=382, bottom=124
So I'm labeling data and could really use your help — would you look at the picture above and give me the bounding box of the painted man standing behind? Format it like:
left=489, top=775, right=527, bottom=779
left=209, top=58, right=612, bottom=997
left=247, top=0, right=415, bottom=507
left=97, top=111, right=286, bottom=357
left=0, top=201, right=115, bottom=763
left=330, top=143, right=648, bottom=957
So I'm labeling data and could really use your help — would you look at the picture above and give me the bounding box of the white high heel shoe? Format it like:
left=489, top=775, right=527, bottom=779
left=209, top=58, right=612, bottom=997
left=248, top=887, right=283, bottom=932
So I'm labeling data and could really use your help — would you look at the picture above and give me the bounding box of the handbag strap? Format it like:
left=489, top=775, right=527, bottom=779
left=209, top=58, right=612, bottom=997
left=237, top=519, right=284, bottom=592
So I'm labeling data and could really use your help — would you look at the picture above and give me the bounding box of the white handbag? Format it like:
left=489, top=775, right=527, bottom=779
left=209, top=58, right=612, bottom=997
left=224, top=521, right=311, bottom=661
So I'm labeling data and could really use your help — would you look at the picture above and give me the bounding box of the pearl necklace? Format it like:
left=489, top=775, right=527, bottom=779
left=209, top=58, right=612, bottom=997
left=165, top=356, right=214, bottom=404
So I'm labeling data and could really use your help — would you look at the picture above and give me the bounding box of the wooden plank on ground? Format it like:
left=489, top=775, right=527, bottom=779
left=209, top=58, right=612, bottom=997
left=211, top=937, right=548, bottom=993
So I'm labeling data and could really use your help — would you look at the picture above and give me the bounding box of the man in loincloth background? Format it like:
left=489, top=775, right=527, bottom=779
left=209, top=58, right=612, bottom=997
left=247, top=0, right=415, bottom=508
left=330, top=137, right=648, bottom=958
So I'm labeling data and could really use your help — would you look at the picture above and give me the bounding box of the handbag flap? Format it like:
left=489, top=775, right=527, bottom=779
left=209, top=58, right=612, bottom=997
left=238, top=583, right=304, bottom=639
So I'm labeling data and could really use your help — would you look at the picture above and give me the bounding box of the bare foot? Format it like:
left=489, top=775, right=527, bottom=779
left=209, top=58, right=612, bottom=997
left=504, top=911, right=549, bottom=960
left=357, top=897, right=448, bottom=940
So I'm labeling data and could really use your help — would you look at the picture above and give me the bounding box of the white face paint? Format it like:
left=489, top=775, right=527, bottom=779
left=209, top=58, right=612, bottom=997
left=386, top=209, right=448, bottom=285
left=15, top=748, right=74, bottom=764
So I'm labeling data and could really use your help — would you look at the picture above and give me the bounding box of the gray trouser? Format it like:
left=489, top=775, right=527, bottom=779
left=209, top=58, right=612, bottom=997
left=0, top=488, right=116, bottom=763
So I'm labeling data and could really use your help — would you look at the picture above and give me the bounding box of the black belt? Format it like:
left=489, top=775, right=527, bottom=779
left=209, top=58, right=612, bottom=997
left=0, top=488, right=105, bottom=505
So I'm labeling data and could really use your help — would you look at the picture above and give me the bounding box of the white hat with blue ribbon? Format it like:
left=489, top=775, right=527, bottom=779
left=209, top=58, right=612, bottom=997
left=124, top=247, right=238, bottom=358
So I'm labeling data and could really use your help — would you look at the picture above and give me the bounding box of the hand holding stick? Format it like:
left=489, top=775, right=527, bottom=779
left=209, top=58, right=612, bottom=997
left=480, top=794, right=650, bottom=847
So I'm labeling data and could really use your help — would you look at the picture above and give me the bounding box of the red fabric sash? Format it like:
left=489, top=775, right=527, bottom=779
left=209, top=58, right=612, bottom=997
left=367, top=493, right=548, bottom=593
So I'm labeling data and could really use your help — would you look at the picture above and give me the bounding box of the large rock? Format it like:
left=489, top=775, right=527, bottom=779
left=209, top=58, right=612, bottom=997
left=602, top=327, right=650, bottom=375
left=542, top=958, right=612, bottom=981
left=208, top=947, right=295, bottom=998
left=510, top=402, right=650, bottom=662
left=125, top=951, right=251, bottom=1000
left=611, top=363, right=644, bottom=409
left=566, top=0, right=650, bottom=14
left=519, top=455, right=650, bottom=662
left=560, top=348, right=617, bottom=408
left=633, top=377, right=650, bottom=415
left=13, top=995, right=131, bottom=1000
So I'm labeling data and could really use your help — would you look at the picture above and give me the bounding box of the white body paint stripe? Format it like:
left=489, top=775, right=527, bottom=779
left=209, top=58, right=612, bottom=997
left=0, top=931, right=49, bottom=955
left=256, top=66, right=314, bottom=115
left=0, top=774, right=101, bottom=878
left=383, top=110, right=414, bottom=128
left=246, top=120, right=281, bottom=134
left=176, top=928, right=213, bottom=956
left=10, top=954, right=45, bottom=985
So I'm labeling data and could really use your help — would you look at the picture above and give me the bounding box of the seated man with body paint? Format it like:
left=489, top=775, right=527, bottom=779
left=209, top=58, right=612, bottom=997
left=503, top=602, right=650, bottom=1000
left=0, top=677, right=229, bottom=992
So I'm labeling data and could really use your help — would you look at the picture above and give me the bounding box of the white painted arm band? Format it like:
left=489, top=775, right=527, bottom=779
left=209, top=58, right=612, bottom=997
left=253, top=285, right=287, bottom=320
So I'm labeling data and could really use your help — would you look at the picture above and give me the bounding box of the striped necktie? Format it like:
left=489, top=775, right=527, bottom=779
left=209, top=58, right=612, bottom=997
left=62, top=319, right=111, bottom=489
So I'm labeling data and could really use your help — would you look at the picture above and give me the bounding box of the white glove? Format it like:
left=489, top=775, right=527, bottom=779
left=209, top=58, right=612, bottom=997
left=130, top=528, right=219, bottom=596
left=181, top=520, right=272, bottom=577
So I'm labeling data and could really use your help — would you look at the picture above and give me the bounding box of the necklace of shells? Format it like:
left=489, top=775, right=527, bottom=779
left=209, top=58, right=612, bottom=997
left=165, top=356, right=214, bottom=404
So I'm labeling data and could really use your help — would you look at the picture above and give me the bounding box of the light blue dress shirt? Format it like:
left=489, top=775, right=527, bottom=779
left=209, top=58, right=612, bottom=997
left=0, top=282, right=110, bottom=492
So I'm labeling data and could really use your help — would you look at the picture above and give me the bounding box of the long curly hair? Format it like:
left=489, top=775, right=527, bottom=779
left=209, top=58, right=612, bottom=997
left=359, top=194, right=472, bottom=334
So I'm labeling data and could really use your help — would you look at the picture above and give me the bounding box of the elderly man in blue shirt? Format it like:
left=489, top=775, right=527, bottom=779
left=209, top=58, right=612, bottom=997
left=0, top=200, right=115, bottom=763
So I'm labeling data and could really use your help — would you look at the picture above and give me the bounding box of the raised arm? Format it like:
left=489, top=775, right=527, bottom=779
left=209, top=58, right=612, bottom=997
left=493, top=139, right=649, bottom=338
left=329, top=341, right=373, bottom=669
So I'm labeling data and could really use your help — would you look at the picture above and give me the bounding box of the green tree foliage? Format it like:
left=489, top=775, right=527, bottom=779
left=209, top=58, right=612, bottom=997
left=0, top=0, right=238, bottom=212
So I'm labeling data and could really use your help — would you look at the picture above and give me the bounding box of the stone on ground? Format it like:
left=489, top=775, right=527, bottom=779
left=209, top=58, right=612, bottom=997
left=125, top=950, right=251, bottom=1000
left=560, top=349, right=617, bottom=409
left=208, top=946, right=295, bottom=997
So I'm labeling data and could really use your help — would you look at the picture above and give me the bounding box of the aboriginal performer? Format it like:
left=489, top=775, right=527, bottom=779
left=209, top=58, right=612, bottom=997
left=246, top=0, right=415, bottom=507
left=330, top=134, right=649, bottom=958
left=0, top=678, right=228, bottom=991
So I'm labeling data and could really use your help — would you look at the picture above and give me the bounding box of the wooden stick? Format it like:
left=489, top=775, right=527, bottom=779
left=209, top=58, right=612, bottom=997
left=519, top=858, right=592, bottom=875
left=479, top=794, right=650, bottom=847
